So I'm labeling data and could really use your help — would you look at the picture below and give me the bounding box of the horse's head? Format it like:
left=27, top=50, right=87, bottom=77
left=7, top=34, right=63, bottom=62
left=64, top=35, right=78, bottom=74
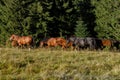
left=9, top=34, right=19, bottom=41
left=9, top=34, right=15, bottom=41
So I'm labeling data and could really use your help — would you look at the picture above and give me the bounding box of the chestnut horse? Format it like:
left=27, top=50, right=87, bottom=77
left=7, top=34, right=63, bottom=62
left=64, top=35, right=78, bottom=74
left=101, top=39, right=112, bottom=49
left=46, top=37, right=67, bottom=49
left=11, top=40, right=18, bottom=47
left=55, top=37, right=67, bottom=49
left=10, top=34, right=33, bottom=48
left=46, top=37, right=57, bottom=48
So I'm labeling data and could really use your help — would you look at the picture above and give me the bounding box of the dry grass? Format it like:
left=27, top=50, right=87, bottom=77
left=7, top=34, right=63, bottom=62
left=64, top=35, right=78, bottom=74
left=0, top=48, right=120, bottom=80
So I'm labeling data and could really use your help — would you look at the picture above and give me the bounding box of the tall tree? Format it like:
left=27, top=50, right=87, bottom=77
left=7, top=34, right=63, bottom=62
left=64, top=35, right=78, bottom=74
left=74, top=0, right=96, bottom=37
left=92, top=0, right=120, bottom=40
left=0, top=0, right=18, bottom=45
left=75, top=18, right=89, bottom=37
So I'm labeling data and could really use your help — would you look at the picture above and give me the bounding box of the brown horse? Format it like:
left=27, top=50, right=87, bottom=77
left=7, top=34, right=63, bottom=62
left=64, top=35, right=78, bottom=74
left=10, top=34, right=20, bottom=41
left=46, top=37, right=57, bottom=48
left=66, top=41, right=74, bottom=49
left=11, top=40, right=18, bottom=47
left=10, top=34, right=33, bottom=48
left=101, top=39, right=112, bottom=49
left=55, top=37, right=67, bottom=49
left=45, top=37, right=67, bottom=49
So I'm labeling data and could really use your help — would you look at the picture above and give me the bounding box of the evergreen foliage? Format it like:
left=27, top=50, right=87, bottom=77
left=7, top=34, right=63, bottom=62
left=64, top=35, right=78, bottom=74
left=92, top=0, right=120, bottom=40
left=75, top=18, right=89, bottom=37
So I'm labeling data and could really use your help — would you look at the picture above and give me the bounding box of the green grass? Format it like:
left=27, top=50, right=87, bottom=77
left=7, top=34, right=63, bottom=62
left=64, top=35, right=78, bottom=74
left=0, top=48, right=120, bottom=80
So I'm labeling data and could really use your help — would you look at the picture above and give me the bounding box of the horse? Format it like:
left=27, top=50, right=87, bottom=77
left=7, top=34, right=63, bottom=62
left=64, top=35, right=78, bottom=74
left=66, top=36, right=98, bottom=50
left=94, top=38, right=103, bottom=50
left=66, top=41, right=73, bottom=49
left=73, top=37, right=86, bottom=50
left=10, top=34, right=20, bottom=41
left=55, top=37, right=67, bottom=49
left=101, top=39, right=113, bottom=50
left=46, top=37, right=58, bottom=48
left=39, top=38, right=49, bottom=48
left=10, top=34, right=33, bottom=48
left=66, top=36, right=75, bottom=49
left=84, top=37, right=97, bottom=50
left=66, top=36, right=86, bottom=50
left=45, top=37, right=67, bottom=49
left=11, top=40, right=18, bottom=47
left=112, top=39, right=120, bottom=50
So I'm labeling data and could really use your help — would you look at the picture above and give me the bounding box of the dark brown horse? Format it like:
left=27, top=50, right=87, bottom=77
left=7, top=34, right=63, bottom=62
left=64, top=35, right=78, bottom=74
left=10, top=34, right=33, bottom=48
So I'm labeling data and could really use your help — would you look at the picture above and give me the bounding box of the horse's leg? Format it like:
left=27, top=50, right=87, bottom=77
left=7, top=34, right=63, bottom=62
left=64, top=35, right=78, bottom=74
left=26, top=43, right=31, bottom=51
left=40, top=42, right=43, bottom=48
left=18, top=44, right=22, bottom=48
left=46, top=43, right=49, bottom=49
left=28, top=44, right=31, bottom=51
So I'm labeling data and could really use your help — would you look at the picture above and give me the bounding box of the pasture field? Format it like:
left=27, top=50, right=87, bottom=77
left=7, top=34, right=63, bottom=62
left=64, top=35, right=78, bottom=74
left=0, top=48, right=120, bottom=80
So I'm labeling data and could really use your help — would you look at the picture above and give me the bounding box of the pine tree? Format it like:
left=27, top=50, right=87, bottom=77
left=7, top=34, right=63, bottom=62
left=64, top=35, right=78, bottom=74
left=75, top=18, right=89, bottom=37
left=73, top=0, right=96, bottom=37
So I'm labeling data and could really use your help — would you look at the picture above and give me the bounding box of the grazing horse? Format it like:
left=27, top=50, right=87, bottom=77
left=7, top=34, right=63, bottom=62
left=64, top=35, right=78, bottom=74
left=46, top=37, right=58, bottom=48
left=66, top=36, right=76, bottom=49
left=10, top=34, right=33, bottom=48
left=66, top=41, right=73, bottom=49
left=11, top=40, right=18, bottom=47
left=84, top=37, right=96, bottom=50
left=55, top=37, right=67, bottom=49
left=66, top=36, right=86, bottom=50
left=101, top=39, right=112, bottom=49
left=74, top=37, right=86, bottom=50
left=66, top=36, right=98, bottom=50
left=94, top=38, right=103, bottom=50
left=45, top=37, right=67, bottom=49
left=112, top=40, right=120, bottom=50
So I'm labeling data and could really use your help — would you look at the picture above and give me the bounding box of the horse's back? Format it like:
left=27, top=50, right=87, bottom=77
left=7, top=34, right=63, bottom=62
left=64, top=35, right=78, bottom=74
left=56, top=37, right=67, bottom=48
left=21, top=36, right=33, bottom=44
left=101, top=39, right=112, bottom=46
left=47, top=37, right=57, bottom=47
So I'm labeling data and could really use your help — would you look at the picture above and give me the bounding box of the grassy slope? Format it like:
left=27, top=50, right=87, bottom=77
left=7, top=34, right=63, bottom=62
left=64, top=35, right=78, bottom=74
left=0, top=48, right=120, bottom=80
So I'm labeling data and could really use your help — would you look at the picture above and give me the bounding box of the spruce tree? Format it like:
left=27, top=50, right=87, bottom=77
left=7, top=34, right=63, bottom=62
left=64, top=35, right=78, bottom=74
left=75, top=18, right=89, bottom=37
left=0, top=0, right=17, bottom=46
left=92, top=0, right=120, bottom=40
left=74, top=0, right=96, bottom=37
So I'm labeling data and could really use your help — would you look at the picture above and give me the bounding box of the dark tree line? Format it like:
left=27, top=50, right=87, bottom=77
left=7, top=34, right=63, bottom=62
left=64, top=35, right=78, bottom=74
left=0, top=0, right=120, bottom=46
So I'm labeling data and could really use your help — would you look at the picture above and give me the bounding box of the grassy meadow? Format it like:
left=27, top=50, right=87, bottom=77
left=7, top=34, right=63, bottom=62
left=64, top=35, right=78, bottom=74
left=0, top=48, right=120, bottom=80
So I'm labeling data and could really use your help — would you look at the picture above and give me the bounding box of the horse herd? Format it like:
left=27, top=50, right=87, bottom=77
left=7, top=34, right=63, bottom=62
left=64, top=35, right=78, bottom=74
left=9, top=34, right=120, bottom=51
